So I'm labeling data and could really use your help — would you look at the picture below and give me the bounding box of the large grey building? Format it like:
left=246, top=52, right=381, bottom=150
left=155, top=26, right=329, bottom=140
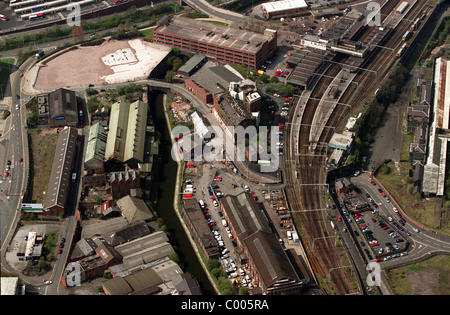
left=43, top=126, right=78, bottom=216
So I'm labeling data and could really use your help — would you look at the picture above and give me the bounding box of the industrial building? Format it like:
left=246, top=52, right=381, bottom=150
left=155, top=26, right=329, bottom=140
left=84, top=122, right=107, bottom=174
left=153, top=15, right=277, bottom=69
left=177, top=54, right=207, bottom=77
left=181, top=199, right=221, bottom=260
left=185, top=63, right=260, bottom=129
left=37, top=88, right=79, bottom=128
left=423, top=57, right=450, bottom=196
left=43, top=126, right=78, bottom=216
left=104, top=100, right=148, bottom=164
left=286, top=48, right=329, bottom=89
left=220, top=192, right=303, bottom=295
left=260, top=0, right=308, bottom=19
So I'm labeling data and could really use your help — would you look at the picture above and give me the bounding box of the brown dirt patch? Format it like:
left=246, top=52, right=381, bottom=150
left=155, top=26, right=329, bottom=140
left=407, top=269, right=440, bottom=295
left=29, top=129, right=58, bottom=203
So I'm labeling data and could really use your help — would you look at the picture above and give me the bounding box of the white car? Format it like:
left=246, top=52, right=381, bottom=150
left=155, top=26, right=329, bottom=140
left=15, top=104, right=19, bottom=110
left=45, top=280, right=53, bottom=285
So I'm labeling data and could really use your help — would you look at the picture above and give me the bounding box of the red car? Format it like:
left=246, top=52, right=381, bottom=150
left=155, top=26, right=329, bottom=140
left=19, top=73, right=23, bottom=77
left=18, top=157, right=23, bottom=162
left=4, top=171, right=9, bottom=177
left=337, top=216, right=342, bottom=222
left=372, top=218, right=377, bottom=223
left=381, top=193, right=386, bottom=197
left=370, top=181, right=376, bottom=185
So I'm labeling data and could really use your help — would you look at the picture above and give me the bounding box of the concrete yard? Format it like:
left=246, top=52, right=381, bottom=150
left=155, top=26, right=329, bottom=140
left=31, top=39, right=171, bottom=93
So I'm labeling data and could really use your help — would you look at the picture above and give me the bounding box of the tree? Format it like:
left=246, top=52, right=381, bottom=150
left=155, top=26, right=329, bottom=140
left=165, top=70, right=174, bottom=81
left=72, top=26, right=85, bottom=43
left=206, top=258, right=221, bottom=271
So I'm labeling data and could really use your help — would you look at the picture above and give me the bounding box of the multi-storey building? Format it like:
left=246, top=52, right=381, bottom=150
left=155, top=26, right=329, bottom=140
left=153, top=15, right=277, bottom=69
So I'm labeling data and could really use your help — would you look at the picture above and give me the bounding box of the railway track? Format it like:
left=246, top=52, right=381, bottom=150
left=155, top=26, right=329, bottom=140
left=284, top=0, right=432, bottom=295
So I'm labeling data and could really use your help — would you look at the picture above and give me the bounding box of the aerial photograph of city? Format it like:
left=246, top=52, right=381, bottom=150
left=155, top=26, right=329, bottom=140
left=0, top=0, right=449, bottom=304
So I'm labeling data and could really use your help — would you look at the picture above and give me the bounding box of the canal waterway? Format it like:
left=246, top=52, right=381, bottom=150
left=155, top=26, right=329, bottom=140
left=147, top=91, right=215, bottom=295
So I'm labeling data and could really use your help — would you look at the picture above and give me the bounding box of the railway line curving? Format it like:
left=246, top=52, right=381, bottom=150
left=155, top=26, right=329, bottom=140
left=284, top=0, right=432, bottom=294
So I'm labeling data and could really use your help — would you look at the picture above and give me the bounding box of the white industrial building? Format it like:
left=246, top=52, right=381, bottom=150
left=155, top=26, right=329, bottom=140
left=261, top=0, right=308, bottom=19
left=423, top=57, right=450, bottom=196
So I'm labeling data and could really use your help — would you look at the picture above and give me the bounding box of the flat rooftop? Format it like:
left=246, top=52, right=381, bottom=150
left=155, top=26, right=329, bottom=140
left=261, top=0, right=308, bottom=13
left=155, top=16, right=275, bottom=54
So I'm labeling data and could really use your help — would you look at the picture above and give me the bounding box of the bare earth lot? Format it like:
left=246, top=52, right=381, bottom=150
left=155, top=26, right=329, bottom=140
left=387, top=255, right=450, bottom=295
left=33, top=39, right=170, bottom=92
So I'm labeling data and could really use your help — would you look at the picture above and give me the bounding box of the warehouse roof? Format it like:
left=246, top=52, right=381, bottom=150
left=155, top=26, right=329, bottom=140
left=221, top=192, right=271, bottom=240
left=102, top=268, right=162, bottom=295
left=155, top=16, right=275, bottom=54
left=244, top=230, right=301, bottom=290
left=44, top=127, right=78, bottom=211
left=85, top=122, right=107, bottom=164
left=177, top=54, right=206, bottom=76
left=124, top=100, right=148, bottom=163
left=105, top=101, right=129, bottom=162
left=261, top=0, right=308, bottom=14
left=191, top=64, right=242, bottom=95
left=116, top=195, right=154, bottom=224
left=105, top=100, right=148, bottom=163
left=46, top=88, right=78, bottom=126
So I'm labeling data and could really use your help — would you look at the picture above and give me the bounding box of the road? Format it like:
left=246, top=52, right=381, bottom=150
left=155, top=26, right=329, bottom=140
left=184, top=0, right=244, bottom=25
left=351, top=172, right=450, bottom=268
left=0, top=57, right=32, bottom=250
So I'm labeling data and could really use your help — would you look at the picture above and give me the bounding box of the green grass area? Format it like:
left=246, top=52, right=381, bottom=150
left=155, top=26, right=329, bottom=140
left=28, top=129, right=58, bottom=204
left=203, top=20, right=229, bottom=26
left=141, top=28, right=154, bottom=41
left=376, top=160, right=448, bottom=235
left=41, top=232, right=58, bottom=261
left=386, top=255, right=450, bottom=295
left=0, top=58, right=15, bottom=98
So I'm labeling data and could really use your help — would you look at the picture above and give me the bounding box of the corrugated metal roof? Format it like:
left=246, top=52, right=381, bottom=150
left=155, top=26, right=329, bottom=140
left=178, top=54, right=206, bottom=75
left=44, top=127, right=78, bottom=211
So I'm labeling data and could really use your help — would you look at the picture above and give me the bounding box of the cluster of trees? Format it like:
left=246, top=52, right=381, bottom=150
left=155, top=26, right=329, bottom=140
left=206, top=258, right=248, bottom=295
left=0, top=24, right=71, bottom=52
left=164, top=48, right=186, bottom=81
left=350, top=65, right=407, bottom=167
left=0, top=3, right=183, bottom=52
left=265, top=81, right=295, bottom=97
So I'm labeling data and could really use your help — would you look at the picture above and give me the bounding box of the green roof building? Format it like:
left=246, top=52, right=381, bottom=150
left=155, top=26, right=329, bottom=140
left=84, top=122, right=107, bottom=173
left=105, top=100, right=148, bottom=164
left=124, top=100, right=148, bottom=164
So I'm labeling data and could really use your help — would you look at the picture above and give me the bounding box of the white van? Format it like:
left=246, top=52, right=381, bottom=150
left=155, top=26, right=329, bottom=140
left=287, top=231, right=293, bottom=240
left=222, top=219, right=228, bottom=227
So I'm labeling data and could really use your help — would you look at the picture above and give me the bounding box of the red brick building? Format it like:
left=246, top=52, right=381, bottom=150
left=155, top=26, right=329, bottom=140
left=153, top=15, right=277, bottom=69
left=110, top=170, right=140, bottom=199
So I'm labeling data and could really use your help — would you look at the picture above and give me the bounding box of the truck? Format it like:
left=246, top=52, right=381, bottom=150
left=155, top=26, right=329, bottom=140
left=35, top=50, right=44, bottom=58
